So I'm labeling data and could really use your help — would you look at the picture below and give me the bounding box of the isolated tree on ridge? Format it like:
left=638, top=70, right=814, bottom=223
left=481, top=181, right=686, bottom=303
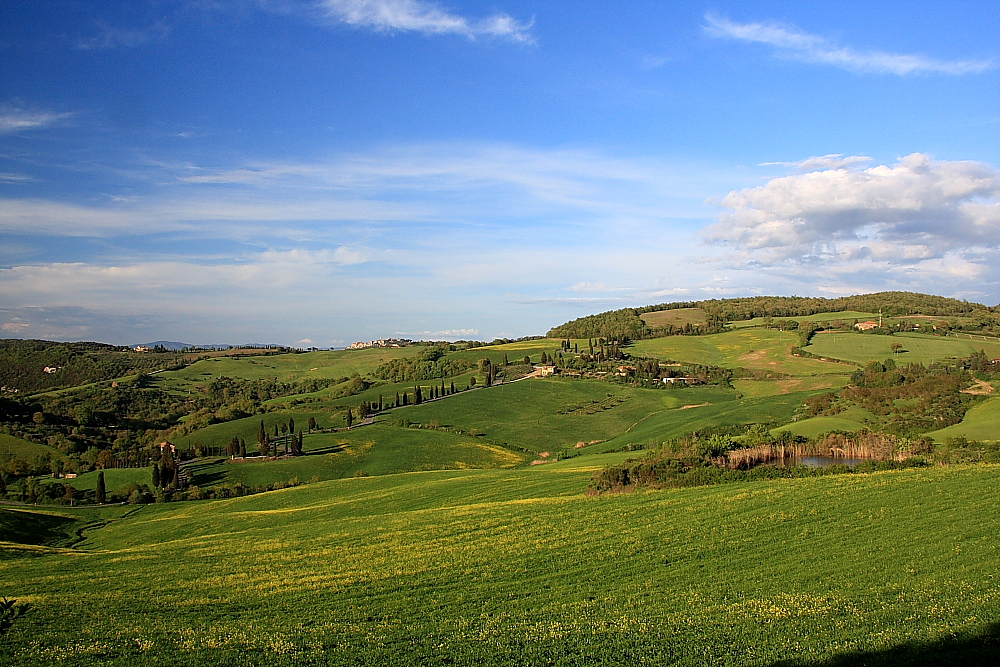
left=95, top=471, right=107, bottom=504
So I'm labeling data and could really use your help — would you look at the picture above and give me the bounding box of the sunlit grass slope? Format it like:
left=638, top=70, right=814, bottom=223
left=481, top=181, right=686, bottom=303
left=630, top=328, right=851, bottom=376
left=807, top=331, right=1000, bottom=366
left=925, top=396, right=1000, bottom=443
left=394, top=378, right=734, bottom=452
left=770, top=415, right=869, bottom=439
left=732, top=375, right=851, bottom=399
left=183, top=425, right=528, bottom=488
left=2, top=462, right=999, bottom=665
left=592, top=390, right=812, bottom=452
left=154, top=347, right=416, bottom=394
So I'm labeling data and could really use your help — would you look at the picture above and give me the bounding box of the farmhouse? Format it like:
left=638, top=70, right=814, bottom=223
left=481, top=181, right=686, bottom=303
left=533, top=365, right=556, bottom=376
left=133, top=345, right=150, bottom=352
left=854, top=321, right=879, bottom=331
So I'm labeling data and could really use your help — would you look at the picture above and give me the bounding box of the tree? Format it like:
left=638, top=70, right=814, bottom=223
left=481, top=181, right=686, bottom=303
left=258, top=434, right=270, bottom=457
left=239, top=439, right=246, bottom=458
left=346, top=410, right=353, bottom=428
left=503, top=354, right=509, bottom=366
left=415, top=385, right=423, bottom=404
left=891, top=342, right=904, bottom=354
left=307, top=417, right=317, bottom=432
left=32, top=411, right=45, bottom=425
left=522, top=356, right=530, bottom=365
left=171, top=467, right=180, bottom=489
left=95, top=471, right=107, bottom=504
left=258, top=420, right=266, bottom=446
left=0, top=473, right=6, bottom=498
left=151, top=464, right=160, bottom=488
left=450, top=381, right=456, bottom=394
left=96, top=449, right=115, bottom=470
left=288, top=417, right=295, bottom=434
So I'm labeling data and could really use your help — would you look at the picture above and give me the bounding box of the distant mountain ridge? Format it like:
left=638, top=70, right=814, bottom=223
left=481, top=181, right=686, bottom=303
left=134, top=341, right=280, bottom=351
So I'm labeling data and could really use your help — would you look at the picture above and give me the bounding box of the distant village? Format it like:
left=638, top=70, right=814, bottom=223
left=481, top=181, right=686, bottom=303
left=347, top=338, right=413, bottom=350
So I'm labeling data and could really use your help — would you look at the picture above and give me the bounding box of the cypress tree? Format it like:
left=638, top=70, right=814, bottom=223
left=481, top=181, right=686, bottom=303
left=307, top=417, right=316, bottom=432
left=503, top=353, right=509, bottom=366
left=378, top=395, right=383, bottom=411
left=395, top=392, right=400, bottom=407
left=415, top=385, right=423, bottom=404
left=151, top=464, right=160, bottom=488
left=288, top=417, right=295, bottom=434
left=258, top=420, right=266, bottom=446
left=346, top=410, right=353, bottom=428
left=171, top=467, right=179, bottom=489
left=450, top=381, right=455, bottom=394
left=95, top=471, right=107, bottom=504
left=239, top=439, right=246, bottom=458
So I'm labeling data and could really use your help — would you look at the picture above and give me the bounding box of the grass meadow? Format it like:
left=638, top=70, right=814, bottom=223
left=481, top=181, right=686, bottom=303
left=639, top=307, right=707, bottom=328
left=388, top=378, right=736, bottom=453
left=630, top=329, right=852, bottom=377
left=807, top=331, right=1000, bottom=366
left=0, top=433, right=64, bottom=461
left=2, top=460, right=999, bottom=665
left=925, top=396, right=1000, bottom=443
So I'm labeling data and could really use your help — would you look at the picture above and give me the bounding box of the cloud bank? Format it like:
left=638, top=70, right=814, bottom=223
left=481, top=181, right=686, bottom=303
left=707, top=153, right=1000, bottom=291
left=704, top=15, right=994, bottom=75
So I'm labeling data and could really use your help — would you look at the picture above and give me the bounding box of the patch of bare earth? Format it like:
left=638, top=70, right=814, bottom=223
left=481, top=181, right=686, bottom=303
left=961, top=379, right=995, bottom=396
left=680, top=402, right=712, bottom=410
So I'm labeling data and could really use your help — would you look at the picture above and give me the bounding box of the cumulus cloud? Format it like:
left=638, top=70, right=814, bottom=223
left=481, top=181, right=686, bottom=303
left=0, top=104, right=72, bottom=134
left=318, top=0, right=532, bottom=41
left=706, top=153, right=1000, bottom=287
left=704, top=14, right=994, bottom=75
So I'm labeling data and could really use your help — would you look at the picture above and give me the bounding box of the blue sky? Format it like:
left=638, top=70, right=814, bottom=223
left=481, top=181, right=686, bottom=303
left=1, top=1, right=998, bottom=346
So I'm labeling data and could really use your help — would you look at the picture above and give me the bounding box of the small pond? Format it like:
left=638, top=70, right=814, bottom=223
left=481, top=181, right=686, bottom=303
left=777, top=456, right=867, bottom=468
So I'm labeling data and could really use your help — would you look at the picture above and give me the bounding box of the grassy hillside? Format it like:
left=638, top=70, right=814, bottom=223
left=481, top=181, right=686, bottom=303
left=925, top=396, right=1000, bottom=443
left=0, top=433, right=64, bottom=461
left=807, top=331, right=1000, bottom=366
left=182, top=425, right=527, bottom=488
left=2, top=462, right=998, bottom=665
left=630, top=328, right=852, bottom=376
left=639, top=307, right=707, bottom=328
left=392, top=378, right=735, bottom=453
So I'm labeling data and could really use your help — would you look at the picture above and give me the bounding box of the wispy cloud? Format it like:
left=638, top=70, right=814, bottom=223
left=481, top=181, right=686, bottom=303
left=76, top=21, right=170, bottom=50
left=704, top=14, right=995, bottom=75
left=317, top=0, right=532, bottom=41
left=0, top=104, right=72, bottom=134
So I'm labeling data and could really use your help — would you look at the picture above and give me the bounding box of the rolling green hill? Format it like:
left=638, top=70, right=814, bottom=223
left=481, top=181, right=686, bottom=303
left=2, top=461, right=998, bottom=665
left=806, top=331, right=1000, bottom=366
left=925, top=396, right=1000, bottom=443
left=630, top=328, right=853, bottom=376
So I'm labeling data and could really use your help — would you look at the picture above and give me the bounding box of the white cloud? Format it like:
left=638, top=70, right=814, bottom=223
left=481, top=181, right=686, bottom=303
left=704, top=14, right=995, bottom=75
left=318, top=0, right=532, bottom=41
left=0, top=104, right=72, bottom=134
left=706, top=153, right=1000, bottom=289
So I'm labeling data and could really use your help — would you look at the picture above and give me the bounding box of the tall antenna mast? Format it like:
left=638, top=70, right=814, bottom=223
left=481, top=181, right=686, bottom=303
left=879, top=308, right=882, bottom=327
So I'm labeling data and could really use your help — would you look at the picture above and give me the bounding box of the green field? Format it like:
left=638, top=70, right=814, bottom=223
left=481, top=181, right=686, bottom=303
left=182, top=425, right=527, bottom=488
left=639, top=307, right=707, bottom=328
left=391, top=378, right=737, bottom=453
left=807, top=331, right=1000, bottom=366
left=593, top=390, right=813, bottom=452
left=172, top=410, right=342, bottom=451
left=3, top=461, right=999, bottom=665
left=152, top=347, right=417, bottom=394
left=770, top=415, right=869, bottom=439
left=732, top=375, right=851, bottom=399
left=0, top=433, right=64, bottom=460
left=926, top=396, right=1000, bottom=443
left=38, top=466, right=152, bottom=494
left=630, top=328, right=852, bottom=376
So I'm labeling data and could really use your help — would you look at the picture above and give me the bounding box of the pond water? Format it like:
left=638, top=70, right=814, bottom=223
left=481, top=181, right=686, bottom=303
left=777, top=456, right=867, bottom=468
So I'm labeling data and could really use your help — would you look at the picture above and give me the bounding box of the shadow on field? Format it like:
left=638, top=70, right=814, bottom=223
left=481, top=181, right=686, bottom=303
left=305, top=445, right=346, bottom=455
left=770, top=622, right=1000, bottom=667
left=0, top=507, right=78, bottom=547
